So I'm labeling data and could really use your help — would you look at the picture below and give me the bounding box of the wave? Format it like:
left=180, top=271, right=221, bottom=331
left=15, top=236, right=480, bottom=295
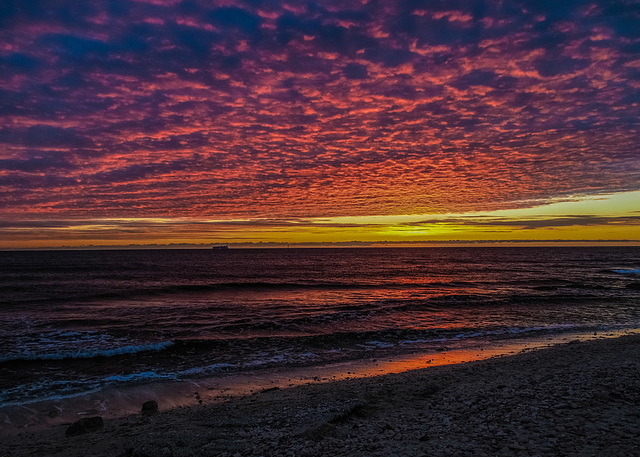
left=396, top=323, right=580, bottom=346
left=0, top=370, right=176, bottom=408
left=103, top=371, right=175, bottom=383
left=613, top=269, right=640, bottom=275
left=94, top=281, right=385, bottom=298
left=5, top=276, right=621, bottom=309
left=0, top=340, right=174, bottom=363
left=2, top=281, right=387, bottom=306
left=165, top=323, right=587, bottom=354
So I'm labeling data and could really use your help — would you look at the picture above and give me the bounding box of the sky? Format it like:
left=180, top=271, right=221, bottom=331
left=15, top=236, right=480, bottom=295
left=0, top=0, right=639, bottom=248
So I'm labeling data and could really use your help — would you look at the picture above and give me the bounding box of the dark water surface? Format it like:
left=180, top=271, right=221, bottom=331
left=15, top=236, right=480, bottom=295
left=1, top=247, right=639, bottom=414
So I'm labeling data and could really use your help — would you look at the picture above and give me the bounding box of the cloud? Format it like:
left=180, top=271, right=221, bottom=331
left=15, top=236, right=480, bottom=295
left=410, top=215, right=640, bottom=230
left=0, top=0, right=638, bottom=231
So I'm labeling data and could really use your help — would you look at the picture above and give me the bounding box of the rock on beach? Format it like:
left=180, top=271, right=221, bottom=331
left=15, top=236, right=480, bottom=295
left=65, top=417, right=104, bottom=437
left=141, top=400, right=158, bottom=416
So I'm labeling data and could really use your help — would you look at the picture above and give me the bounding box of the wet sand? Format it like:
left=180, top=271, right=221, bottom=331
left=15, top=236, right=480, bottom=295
left=3, top=333, right=640, bottom=456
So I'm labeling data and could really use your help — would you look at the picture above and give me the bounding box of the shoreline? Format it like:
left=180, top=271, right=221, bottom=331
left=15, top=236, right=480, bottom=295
left=3, top=332, right=640, bottom=456
left=2, top=327, right=637, bottom=433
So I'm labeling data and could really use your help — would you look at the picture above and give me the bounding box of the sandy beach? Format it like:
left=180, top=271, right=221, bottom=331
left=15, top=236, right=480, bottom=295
left=2, top=333, right=640, bottom=457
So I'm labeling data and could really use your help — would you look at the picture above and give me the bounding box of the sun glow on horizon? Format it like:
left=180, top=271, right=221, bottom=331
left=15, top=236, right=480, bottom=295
left=313, top=191, right=640, bottom=226
left=2, top=191, right=638, bottom=249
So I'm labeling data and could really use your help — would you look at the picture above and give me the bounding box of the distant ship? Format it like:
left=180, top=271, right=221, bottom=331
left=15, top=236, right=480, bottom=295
left=211, top=245, right=229, bottom=250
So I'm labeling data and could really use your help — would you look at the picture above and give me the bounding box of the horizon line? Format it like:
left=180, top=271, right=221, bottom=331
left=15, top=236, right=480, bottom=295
left=3, top=239, right=640, bottom=251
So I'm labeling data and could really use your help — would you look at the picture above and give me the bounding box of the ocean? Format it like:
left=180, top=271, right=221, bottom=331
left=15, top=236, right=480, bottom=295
left=1, top=247, right=639, bottom=427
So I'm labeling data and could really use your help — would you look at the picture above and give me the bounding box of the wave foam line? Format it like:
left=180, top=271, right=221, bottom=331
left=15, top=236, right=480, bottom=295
left=0, top=340, right=174, bottom=362
left=613, top=269, right=640, bottom=275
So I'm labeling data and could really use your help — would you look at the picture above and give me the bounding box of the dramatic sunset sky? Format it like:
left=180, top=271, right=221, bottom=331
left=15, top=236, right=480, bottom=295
left=1, top=0, right=639, bottom=248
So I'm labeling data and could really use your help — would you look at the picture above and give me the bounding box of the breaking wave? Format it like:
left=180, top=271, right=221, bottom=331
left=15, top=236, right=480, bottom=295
left=0, top=340, right=175, bottom=362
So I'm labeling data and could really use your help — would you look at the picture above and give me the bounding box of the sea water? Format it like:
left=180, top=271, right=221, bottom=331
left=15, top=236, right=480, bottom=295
left=1, top=247, right=639, bottom=424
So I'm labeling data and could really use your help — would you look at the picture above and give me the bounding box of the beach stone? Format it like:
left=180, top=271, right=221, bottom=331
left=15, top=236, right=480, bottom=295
left=65, top=416, right=104, bottom=437
left=141, top=400, right=159, bottom=416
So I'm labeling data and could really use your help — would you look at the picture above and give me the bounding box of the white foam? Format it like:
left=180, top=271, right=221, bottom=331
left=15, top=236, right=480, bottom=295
left=0, top=341, right=175, bottom=362
left=178, top=363, right=236, bottom=376
left=363, top=340, right=394, bottom=348
left=103, top=371, right=175, bottom=382
left=399, top=324, right=579, bottom=346
left=613, top=269, right=640, bottom=275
